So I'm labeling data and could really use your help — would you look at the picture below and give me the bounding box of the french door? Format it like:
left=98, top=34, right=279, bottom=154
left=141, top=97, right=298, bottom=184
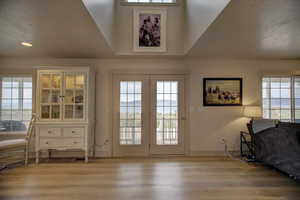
left=113, top=74, right=185, bottom=156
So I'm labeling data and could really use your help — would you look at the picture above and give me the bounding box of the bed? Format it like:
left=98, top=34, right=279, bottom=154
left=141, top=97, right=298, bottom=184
left=253, top=122, right=300, bottom=180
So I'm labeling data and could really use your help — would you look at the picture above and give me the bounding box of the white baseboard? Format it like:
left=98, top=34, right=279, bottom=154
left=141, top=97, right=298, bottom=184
left=189, top=151, right=226, bottom=156
left=190, top=150, right=240, bottom=157
left=94, top=150, right=110, bottom=157
left=24, top=150, right=238, bottom=159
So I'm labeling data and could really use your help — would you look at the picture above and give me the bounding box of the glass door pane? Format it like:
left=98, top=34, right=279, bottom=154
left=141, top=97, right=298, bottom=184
left=65, top=90, right=74, bottom=104
left=50, top=74, right=61, bottom=120
left=63, top=73, right=85, bottom=120
left=75, top=74, right=85, bottom=119
left=64, top=74, right=75, bottom=119
left=52, top=74, right=61, bottom=89
left=40, top=73, right=62, bottom=120
left=65, top=75, right=75, bottom=89
left=51, top=90, right=60, bottom=103
left=41, top=105, right=50, bottom=119
left=52, top=105, right=60, bottom=119
left=75, top=90, right=84, bottom=103
left=41, top=74, right=51, bottom=88
left=75, top=74, right=84, bottom=89
left=150, top=77, right=184, bottom=155
left=119, top=81, right=142, bottom=145
left=64, top=105, right=74, bottom=119
left=156, top=81, right=179, bottom=145
left=41, top=90, right=51, bottom=103
left=75, top=105, right=84, bottom=119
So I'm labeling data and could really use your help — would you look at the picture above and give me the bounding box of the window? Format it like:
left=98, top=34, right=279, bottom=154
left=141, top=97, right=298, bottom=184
left=262, top=76, right=300, bottom=122
left=122, top=0, right=176, bottom=4
left=120, top=81, right=142, bottom=145
left=294, top=77, right=300, bottom=122
left=156, top=81, right=179, bottom=145
left=0, top=76, right=33, bottom=133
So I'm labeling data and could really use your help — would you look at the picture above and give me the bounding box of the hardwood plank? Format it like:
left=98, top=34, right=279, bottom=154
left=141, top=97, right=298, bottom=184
left=0, top=157, right=299, bottom=200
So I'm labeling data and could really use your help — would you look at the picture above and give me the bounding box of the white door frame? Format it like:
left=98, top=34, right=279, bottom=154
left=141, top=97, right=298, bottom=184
left=112, top=73, right=188, bottom=157
left=112, top=74, right=150, bottom=157
left=149, top=75, right=186, bottom=155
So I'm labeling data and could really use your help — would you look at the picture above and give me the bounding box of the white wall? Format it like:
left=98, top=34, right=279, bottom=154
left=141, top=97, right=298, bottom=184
left=1, top=58, right=300, bottom=156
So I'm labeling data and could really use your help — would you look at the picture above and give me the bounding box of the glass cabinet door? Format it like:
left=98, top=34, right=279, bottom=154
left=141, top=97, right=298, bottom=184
left=40, top=73, right=62, bottom=120
left=63, top=73, right=85, bottom=120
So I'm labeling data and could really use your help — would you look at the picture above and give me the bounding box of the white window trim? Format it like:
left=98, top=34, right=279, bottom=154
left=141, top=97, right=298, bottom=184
left=0, top=74, right=33, bottom=134
left=261, top=75, right=300, bottom=122
left=120, top=0, right=178, bottom=6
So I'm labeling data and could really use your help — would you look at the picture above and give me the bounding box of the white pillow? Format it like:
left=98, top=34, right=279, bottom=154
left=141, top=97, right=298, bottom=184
left=252, top=119, right=277, bottom=134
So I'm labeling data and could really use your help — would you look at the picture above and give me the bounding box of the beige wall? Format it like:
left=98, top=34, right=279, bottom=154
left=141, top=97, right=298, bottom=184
left=0, top=58, right=186, bottom=157
left=1, top=58, right=300, bottom=156
left=187, top=59, right=300, bottom=155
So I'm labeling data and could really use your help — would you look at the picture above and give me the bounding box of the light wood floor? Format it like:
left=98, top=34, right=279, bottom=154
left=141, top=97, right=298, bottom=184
left=0, top=157, right=299, bottom=200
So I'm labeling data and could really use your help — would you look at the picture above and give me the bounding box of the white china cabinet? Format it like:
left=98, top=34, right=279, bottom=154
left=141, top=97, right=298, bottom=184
left=35, top=67, right=95, bottom=163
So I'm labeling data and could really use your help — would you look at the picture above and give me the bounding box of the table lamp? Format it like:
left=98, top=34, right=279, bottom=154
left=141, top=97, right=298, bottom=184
left=243, top=106, right=262, bottom=122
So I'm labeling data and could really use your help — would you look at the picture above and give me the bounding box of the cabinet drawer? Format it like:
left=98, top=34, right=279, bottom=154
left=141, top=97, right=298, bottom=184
left=63, top=138, right=84, bottom=148
left=40, top=139, right=62, bottom=149
left=40, top=128, right=61, bottom=137
left=63, top=128, right=84, bottom=138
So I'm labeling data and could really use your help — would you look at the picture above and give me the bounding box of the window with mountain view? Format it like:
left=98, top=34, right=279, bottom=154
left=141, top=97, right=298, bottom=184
left=0, top=76, right=33, bottom=133
left=120, top=81, right=142, bottom=145
left=262, top=76, right=300, bottom=122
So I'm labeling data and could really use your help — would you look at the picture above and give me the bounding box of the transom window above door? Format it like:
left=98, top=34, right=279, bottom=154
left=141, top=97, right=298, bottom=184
left=121, top=0, right=176, bottom=5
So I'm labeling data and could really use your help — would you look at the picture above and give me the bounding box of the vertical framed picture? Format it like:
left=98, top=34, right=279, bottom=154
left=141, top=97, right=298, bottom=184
left=203, top=78, right=243, bottom=106
left=133, top=8, right=167, bottom=52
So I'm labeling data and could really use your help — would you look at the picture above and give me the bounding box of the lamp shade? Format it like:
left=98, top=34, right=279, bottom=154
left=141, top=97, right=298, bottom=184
left=243, top=106, right=262, bottom=118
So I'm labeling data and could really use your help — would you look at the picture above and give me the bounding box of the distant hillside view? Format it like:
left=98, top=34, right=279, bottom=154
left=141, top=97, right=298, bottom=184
left=120, top=100, right=177, bottom=107
left=120, top=99, right=178, bottom=145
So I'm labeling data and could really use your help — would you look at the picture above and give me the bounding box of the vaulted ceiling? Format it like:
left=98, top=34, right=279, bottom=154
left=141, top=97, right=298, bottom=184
left=0, top=0, right=300, bottom=59
left=0, top=0, right=113, bottom=58
left=188, top=0, right=300, bottom=59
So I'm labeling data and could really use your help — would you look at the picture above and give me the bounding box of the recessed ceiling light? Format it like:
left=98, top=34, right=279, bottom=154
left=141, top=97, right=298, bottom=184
left=21, top=42, right=32, bottom=47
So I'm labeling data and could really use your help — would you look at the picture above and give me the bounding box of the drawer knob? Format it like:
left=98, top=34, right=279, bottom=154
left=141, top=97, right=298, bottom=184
left=48, top=131, right=52, bottom=134
left=46, top=142, right=49, bottom=144
left=72, top=131, right=75, bottom=133
left=73, top=142, right=78, bottom=144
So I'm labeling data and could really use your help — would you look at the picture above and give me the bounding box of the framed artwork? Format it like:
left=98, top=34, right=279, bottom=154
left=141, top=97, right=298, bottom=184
left=133, top=8, right=167, bottom=52
left=203, top=78, right=243, bottom=106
